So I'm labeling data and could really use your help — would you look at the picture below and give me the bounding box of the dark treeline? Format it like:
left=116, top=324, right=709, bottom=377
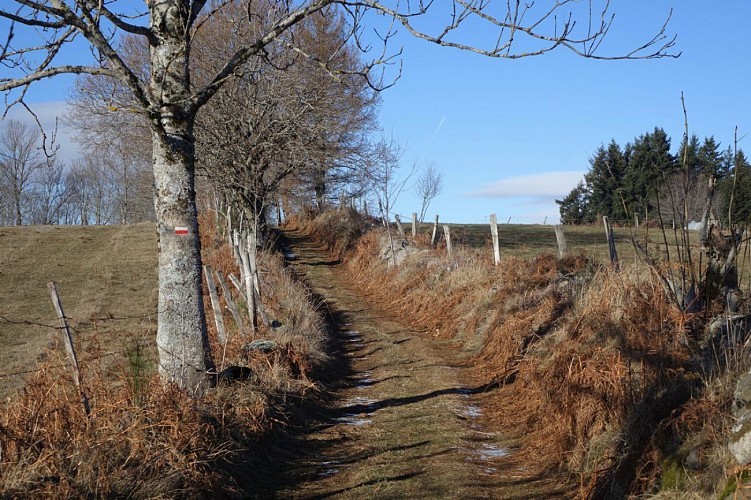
left=557, top=126, right=751, bottom=226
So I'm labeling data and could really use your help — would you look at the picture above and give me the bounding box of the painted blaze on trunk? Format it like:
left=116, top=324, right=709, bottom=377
left=149, top=1, right=214, bottom=391
left=152, top=127, right=214, bottom=391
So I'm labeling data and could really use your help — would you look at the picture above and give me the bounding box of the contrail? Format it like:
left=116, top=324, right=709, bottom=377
left=420, top=115, right=446, bottom=164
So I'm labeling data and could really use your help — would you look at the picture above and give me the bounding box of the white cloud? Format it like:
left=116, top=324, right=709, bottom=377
left=465, top=170, right=586, bottom=199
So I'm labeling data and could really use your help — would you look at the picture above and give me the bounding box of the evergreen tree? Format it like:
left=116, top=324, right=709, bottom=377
left=676, top=134, right=701, bottom=177
left=556, top=180, right=590, bottom=224
left=623, top=127, right=675, bottom=221
left=698, top=136, right=724, bottom=179
left=584, top=140, right=628, bottom=221
left=721, top=149, right=751, bottom=224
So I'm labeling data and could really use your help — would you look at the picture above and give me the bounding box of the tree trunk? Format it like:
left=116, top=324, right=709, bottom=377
left=150, top=2, right=214, bottom=392
left=152, top=126, right=214, bottom=391
left=13, top=187, right=21, bottom=225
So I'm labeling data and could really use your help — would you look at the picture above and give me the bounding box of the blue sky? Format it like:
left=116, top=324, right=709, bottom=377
left=377, top=2, right=751, bottom=223
left=4, top=2, right=751, bottom=224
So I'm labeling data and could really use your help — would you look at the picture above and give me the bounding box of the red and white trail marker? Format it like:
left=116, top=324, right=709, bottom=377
left=174, top=226, right=189, bottom=235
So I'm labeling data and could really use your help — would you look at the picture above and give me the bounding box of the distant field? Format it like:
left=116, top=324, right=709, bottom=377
left=421, top=222, right=700, bottom=265
left=0, top=223, right=157, bottom=398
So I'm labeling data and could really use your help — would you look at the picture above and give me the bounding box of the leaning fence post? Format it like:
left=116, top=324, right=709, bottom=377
left=239, top=237, right=257, bottom=334
left=443, top=225, right=452, bottom=257
left=48, top=282, right=91, bottom=416
left=431, top=215, right=439, bottom=247
left=412, top=212, right=418, bottom=237
left=203, top=265, right=227, bottom=345
left=489, top=213, right=500, bottom=265
left=554, top=225, right=567, bottom=260
left=232, top=230, right=242, bottom=268
left=602, top=216, right=619, bottom=270
left=228, top=273, right=247, bottom=302
left=216, top=270, right=245, bottom=335
left=394, top=214, right=406, bottom=239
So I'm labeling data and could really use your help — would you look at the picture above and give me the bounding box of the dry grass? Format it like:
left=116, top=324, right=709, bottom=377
left=292, top=206, right=376, bottom=260
left=317, top=214, right=743, bottom=498
left=0, top=344, right=270, bottom=497
left=0, top=215, right=329, bottom=497
left=0, top=223, right=158, bottom=399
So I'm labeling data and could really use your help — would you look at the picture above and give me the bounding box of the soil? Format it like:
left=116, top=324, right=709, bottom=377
left=265, top=229, right=569, bottom=499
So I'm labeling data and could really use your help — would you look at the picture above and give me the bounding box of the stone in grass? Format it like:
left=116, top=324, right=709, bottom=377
left=730, top=372, right=751, bottom=465
left=730, top=413, right=751, bottom=465
left=733, top=372, right=751, bottom=418
left=242, top=339, right=280, bottom=354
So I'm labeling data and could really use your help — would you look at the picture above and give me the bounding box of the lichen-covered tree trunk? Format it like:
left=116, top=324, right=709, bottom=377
left=152, top=125, right=214, bottom=391
left=150, top=1, right=214, bottom=391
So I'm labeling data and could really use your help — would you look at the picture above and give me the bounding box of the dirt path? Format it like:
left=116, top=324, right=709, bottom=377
left=270, top=229, right=555, bottom=499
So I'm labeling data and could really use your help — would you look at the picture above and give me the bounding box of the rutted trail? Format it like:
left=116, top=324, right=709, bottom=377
left=273, top=229, right=544, bottom=499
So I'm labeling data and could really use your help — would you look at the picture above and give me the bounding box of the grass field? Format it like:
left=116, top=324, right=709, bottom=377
left=0, top=220, right=711, bottom=400
left=0, top=223, right=157, bottom=398
left=422, top=222, right=699, bottom=265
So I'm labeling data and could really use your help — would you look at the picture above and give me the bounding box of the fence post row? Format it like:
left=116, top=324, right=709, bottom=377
left=489, top=213, right=500, bottom=266
left=48, top=282, right=91, bottom=416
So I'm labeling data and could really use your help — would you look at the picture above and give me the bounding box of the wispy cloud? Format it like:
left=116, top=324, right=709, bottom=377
left=419, top=115, right=446, bottom=164
left=465, top=170, right=586, bottom=200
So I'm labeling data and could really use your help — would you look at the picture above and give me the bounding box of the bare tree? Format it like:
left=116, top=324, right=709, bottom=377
left=368, top=136, right=415, bottom=265
left=65, top=155, right=118, bottom=225
left=0, top=120, right=45, bottom=225
left=65, top=38, right=154, bottom=225
left=0, top=1, right=677, bottom=390
left=416, top=162, right=443, bottom=223
left=194, top=4, right=378, bottom=230
left=30, top=156, right=70, bottom=225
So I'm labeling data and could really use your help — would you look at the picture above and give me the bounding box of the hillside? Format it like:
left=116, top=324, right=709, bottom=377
left=0, top=223, right=157, bottom=398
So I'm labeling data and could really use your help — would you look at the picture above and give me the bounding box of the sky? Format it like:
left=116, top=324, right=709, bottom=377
left=3, top=2, right=751, bottom=224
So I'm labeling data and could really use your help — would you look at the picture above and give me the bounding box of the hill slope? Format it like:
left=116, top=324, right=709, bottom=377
left=0, top=223, right=157, bottom=398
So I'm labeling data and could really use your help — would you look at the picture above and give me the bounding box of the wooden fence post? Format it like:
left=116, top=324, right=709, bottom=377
left=48, top=282, right=91, bottom=416
left=239, top=237, right=257, bottom=334
left=203, top=265, right=227, bottom=345
left=443, top=225, right=452, bottom=257
left=431, top=215, right=439, bottom=247
left=233, top=230, right=242, bottom=268
left=394, top=214, right=406, bottom=239
left=554, top=225, right=567, bottom=260
left=228, top=273, right=247, bottom=302
left=227, top=206, right=234, bottom=257
left=216, top=270, right=245, bottom=335
left=412, top=212, right=418, bottom=237
left=489, top=213, right=500, bottom=265
left=602, top=216, right=619, bottom=270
